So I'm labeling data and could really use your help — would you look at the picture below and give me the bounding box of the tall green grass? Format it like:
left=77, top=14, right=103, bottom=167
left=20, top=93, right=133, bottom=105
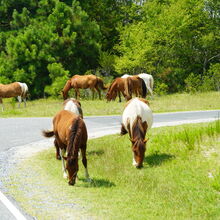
left=0, top=91, right=219, bottom=117
left=4, top=121, right=220, bottom=219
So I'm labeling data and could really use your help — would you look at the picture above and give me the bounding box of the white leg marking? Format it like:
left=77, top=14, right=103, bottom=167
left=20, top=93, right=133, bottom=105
left=132, top=154, right=138, bottom=167
left=60, top=149, right=68, bottom=179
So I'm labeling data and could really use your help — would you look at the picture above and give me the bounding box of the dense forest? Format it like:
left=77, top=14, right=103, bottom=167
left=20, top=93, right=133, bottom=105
left=0, top=0, right=219, bottom=98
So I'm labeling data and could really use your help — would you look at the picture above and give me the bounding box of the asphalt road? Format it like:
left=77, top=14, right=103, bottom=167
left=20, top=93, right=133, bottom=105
left=0, top=110, right=219, bottom=219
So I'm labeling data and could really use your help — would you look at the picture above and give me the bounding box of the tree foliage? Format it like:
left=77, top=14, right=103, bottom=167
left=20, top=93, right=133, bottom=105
left=0, top=0, right=219, bottom=97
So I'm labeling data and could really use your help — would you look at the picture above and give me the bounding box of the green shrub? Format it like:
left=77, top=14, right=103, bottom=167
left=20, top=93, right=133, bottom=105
left=185, top=72, right=201, bottom=93
left=208, top=63, right=220, bottom=91
left=154, top=82, right=168, bottom=95
left=44, top=63, right=69, bottom=97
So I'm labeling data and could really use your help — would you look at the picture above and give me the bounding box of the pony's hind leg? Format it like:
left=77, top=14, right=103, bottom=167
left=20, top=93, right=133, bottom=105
left=17, top=96, right=22, bottom=108
left=81, top=146, right=91, bottom=182
left=54, top=139, right=61, bottom=160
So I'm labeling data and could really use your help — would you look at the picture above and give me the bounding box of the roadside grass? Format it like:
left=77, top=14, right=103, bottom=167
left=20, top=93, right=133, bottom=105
left=4, top=121, right=220, bottom=219
left=0, top=91, right=219, bottom=117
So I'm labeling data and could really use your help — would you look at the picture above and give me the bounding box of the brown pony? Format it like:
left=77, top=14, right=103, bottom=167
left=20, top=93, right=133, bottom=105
left=121, top=98, right=153, bottom=168
left=62, top=74, right=107, bottom=100
left=42, top=110, right=90, bottom=185
left=106, top=77, right=131, bottom=102
left=127, top=76, right=147, bottom=99
left=0, top=82, right=28, bottom=111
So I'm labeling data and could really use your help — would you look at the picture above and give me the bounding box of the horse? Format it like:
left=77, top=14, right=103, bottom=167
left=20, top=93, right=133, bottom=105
left=63, top=98, right=83, bottom=119
left=122, top=75, right=147, bottom=98
left=42, top=110, right=90, bottom=185
left=0, top=82, right=28, bottom=111
left=122, top=73, right=154, bottom=96
left=106, top=77, right=131, bottom=102
left=120, top=97, right=153, bottom=168
left=62, top=74, right=107, bottom=100
left=138, top=73, right=154, bottom=96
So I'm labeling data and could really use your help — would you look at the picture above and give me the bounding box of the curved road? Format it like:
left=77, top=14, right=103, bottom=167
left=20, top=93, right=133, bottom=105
left=0, top=110, right=219, bottom=219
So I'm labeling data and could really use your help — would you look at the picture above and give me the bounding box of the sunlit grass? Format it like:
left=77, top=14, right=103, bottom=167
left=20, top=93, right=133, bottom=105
left=0, top=91, right=219, bottom=117
left=4, top=121, right=220, bottom=219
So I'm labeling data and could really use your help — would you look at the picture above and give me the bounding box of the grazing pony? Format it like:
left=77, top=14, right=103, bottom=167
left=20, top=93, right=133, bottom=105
left=121, top=98, right=153, bottom=168
left=122, top=75, right=147, bottom=99
left=0, top=82, right=28, bottom=111
left=122, top=73, right=154, bottom=96
left=63, top=98, right=83, bottom=119
left=42, top=110, right=90, bottom=185
left=62, top=74, right=107, bottom=100
left=138, top=73, right=154, bottom=96
left=106, top=77, right=131, bottom=102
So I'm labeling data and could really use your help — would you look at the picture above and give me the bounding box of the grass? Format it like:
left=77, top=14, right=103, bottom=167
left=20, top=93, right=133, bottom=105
left=3, top=121, right=220, bottom=219
left=0, top=91, right=219, bottom=117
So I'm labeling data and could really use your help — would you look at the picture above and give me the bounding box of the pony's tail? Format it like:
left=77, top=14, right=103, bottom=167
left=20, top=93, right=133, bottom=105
left=19, top=83, right=28, bottom=97
left=42, top=130, right=54, bottom=138
left=140, top=78, right=147, bottom=98
left=97, top=77, right=107, bottom=90
left=67, top=116, right=81, bottom=155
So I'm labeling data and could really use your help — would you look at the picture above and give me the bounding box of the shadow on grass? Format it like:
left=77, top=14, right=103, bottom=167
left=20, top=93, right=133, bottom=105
left=87, top=150, right=104, bottom=156
left=79, top=177, right=116, bottom=188
left=145, top=152, right=175, bottom=167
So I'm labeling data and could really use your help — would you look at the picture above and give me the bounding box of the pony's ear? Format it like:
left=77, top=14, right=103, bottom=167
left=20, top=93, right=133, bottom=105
left=144, top=138, right=149, bottom=143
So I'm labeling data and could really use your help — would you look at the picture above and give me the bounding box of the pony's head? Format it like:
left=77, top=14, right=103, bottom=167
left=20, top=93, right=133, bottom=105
left=62, top=80, right=71, bottom=100
left=106, top=90, right=117, bottom=101
left=62, top=90, right=68, bottom=100
left=64, top=155, right=79, bottom=185
left=130, top=138, right=148, bottom=168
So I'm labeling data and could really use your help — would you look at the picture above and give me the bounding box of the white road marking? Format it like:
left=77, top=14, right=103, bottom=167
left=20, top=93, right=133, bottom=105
left=0, top=191, right=26, bottom=220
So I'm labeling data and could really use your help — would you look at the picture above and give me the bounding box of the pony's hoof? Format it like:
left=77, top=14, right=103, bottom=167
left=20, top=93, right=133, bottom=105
left=63, top=173, right=68, bottom=179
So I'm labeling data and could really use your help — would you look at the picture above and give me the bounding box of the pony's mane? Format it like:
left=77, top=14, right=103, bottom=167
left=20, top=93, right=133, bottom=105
left=67, top=116, right=81, bottom=157
left=132, top=116, right=146, bottom=140
left=108, top=78, right=117, bottom=92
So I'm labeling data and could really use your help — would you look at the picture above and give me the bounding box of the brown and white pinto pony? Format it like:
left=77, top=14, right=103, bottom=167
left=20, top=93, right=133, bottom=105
left=63, top=98, right=83, bottom=119
left=121, top=98, right=153, bottom=168
left=62, top=74, right=107, bottom=100
left=106, top=77, right=131, bottom=102
left=0, top=82, right=28, bottom=111
left=42, top=110, right=90, bottom=185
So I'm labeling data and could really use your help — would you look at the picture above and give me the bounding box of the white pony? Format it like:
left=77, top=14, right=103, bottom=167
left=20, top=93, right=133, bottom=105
left=63, top=98, right=83, bottom=118
left=121, top=97, right=153, bottom=168
left=138, top=73, right=154, bottom=96
left=121, top=73, right=154, bottom=96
